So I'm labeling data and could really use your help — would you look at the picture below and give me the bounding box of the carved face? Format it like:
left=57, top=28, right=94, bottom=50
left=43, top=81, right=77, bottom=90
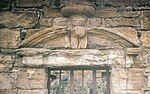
left=72, top=26, right=86, bottom=38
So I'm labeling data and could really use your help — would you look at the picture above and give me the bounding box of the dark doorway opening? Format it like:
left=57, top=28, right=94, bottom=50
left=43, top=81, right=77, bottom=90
left=47, top=66, right=111, bottom=94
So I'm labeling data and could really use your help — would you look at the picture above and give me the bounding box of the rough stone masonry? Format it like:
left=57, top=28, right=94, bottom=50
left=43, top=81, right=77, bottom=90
left=0, top=0, right=150, bottom=94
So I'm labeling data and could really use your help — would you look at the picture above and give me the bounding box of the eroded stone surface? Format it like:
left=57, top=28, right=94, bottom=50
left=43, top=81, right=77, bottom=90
left=127, top=69, right=144, bottom=90
left=0, top=89, right=17, bottom=94
left=0, top=54, right=15, bottom=72
left=71, top=16, right=87, bottom=26
left=141, top=32, right=150, bottom=48
left=0, top=11, right=38, bottom=29
left=39, top=18, right=53, bottom=27
left=18, top=89, right=48, bottom=94
left=141, top=11, right=150, bottom=30
left=95, top=8, right=118, bottom=18
left=17, top=68, right=47, bottom=89
left=53, top=17, right=69, bottom=28
left=16, top=0, right=45, bottom=7
left=0, top=29, right=20, bottom=48
left=104, top=18, right=140, bottom=27
left=0, top=72, right=17, bottom=90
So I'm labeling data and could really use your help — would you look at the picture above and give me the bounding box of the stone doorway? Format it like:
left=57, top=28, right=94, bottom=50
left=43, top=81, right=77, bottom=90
left=47, top=66, right=111, bottom=94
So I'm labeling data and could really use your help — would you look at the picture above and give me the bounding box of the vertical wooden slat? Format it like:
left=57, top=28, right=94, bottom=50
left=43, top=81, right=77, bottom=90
left=70, top=70, right=74, bottom=94
left=82, top=70, right=84, bottom=94
left=93, top=70, right=97, bottom=94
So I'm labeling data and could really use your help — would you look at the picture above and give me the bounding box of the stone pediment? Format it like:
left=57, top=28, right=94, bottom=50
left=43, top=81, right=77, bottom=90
left=20, top=26, right=140, bottom=49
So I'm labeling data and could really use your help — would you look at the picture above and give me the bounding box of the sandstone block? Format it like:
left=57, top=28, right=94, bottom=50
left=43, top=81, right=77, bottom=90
left=127, top=69, right=144, bottom=90
left=53, top=17, right=68, bottom=28
left=104, top=18, right=140, bottom=27
left=43, top=7, right=62, bottom=18
left=141, top=11, right=150, bottom=30
left=111, top=69, right=127, bottom=91
left=0, top=89, right=17, bottom=94
left=16, top=0, right=45, bottom=7
left=0, top=72, right=17, bottom=90
left=17, top=68, right=47, bottom=89
left=18, top=89, right=48, bottom=94
left=88, top=18, right=102, bottom=27
left=112, top=90, right=144, bottom=94
left=0, top=54, right=15, bottom=72
left=0, top=11, right=38, bottom=29
left=120, top=11, right=141, bottom=18
left=100, top=0, right=131, bottom=7
left=95, top=9, right=118, bottom=18
left=39, top=18, right=53, bottom=27
left=141, top=32, right=150, bottom=48
left=22, top=55, right=44, bottom=66
left=0, top=29, right=20, bottom=48
left=71, top=16, right=87, bottom=26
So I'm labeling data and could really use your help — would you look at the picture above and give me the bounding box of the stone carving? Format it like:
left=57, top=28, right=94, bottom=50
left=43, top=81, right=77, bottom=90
left=20, top=26, right=140, bottom=49
left=71, top=26, right=87, bottom=49
left=20, top=27, right=69, bottom=48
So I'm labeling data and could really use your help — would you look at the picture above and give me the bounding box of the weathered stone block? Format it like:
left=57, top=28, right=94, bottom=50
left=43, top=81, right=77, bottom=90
left=18, top=89, right=48, bottom=94
left=132, top=49, right=150, bottom=68
left=0, top=29, right=20, bottom=48
left=100, top=0, right=131, bottom=7
left=39, top=18, right=53, bottom=27
left=112, top=90, right=144, bottom=94
left=111, top=69, right=127, bottom=91
left=120, top=11, right=141, bottom=18
left=95, top=8, right=118, bottom=18
left=141, top=13, right=150, bottom=30
left=0, top=72, right=17, bottom=90
left=0, top=11, right=38, bottom=29
left=87, top=18, right=102, bottom=27
left=141, top=32, right=150, bottom=48
left=17, top=68, right=47, bottom=89
left=104, top=18, right=140, bottom=27
left=60, top=4, right=95, bottom=17
left=53, top=17, right=68, bottom=28
left=0, top=12, right=18, bottom=28
left=127, top=69, right=144, bottom=90
left=147, top=75, right=150, bottom=88
left=16, top=0, right=45, bottom=7
left=0, top=89, right=17, bottom=94
left=71, top=16, right=87, bottom=26
left=22, top=55, right=44, bottom=66
left=0, top=54, right=15, bottom=71
left=43, top=7, right=62, bottom=18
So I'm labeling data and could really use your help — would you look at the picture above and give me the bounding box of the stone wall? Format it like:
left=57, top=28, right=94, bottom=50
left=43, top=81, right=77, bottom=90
left=0, top=0, right=150, bottom=94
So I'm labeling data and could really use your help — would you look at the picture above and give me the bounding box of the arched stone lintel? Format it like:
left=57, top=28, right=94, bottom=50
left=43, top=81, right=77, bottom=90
left=87, top=27, right=140, bottom=47
left=20, top=27, right=141, bottom=48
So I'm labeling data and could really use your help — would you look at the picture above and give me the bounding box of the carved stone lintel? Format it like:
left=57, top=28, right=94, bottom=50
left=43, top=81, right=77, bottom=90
left=18, top=48, right=125, bottom=68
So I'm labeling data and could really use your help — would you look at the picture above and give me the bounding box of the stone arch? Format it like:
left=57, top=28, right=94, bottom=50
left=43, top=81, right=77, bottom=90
left=20, top=27, right=140, bottom=49
left=87, top=27, right=140, bottom=49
